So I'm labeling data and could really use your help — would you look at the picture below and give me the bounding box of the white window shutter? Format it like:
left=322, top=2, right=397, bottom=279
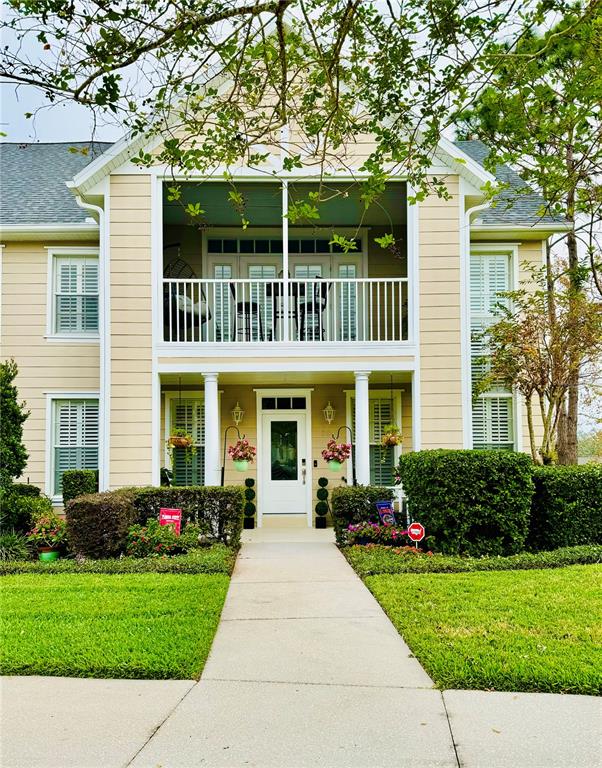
left=53, top=399, right=99, bottom=496
left=171, top=398, right=204, bottom=485
left=54, top=256, right=99, bottom=334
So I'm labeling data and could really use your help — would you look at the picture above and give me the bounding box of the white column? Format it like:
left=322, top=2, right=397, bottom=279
left=354, top=371, right=371, bottom=485
left=203, top=373, right=220, bottom=486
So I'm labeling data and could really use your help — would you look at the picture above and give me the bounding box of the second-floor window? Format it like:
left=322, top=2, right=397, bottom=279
left=470, top=249, right=514, bottom=450
left=52, top=253, right=99, bottom=336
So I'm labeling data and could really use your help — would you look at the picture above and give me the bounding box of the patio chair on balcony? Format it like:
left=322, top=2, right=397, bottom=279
left=229, top=282, right=264, bottom=342
left=163, top=257, right=210, bottom=342
left=299, top=278, right=331, bottom=341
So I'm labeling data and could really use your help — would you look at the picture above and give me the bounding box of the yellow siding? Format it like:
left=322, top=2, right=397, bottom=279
left=109, top=174, right=153, bottom=488
left=419, top=177, right=463, bottom=448
left=0, top=241, right=100, bottom=493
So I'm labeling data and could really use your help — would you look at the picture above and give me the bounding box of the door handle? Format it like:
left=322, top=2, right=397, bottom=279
left=302, top=467, right=307, bottom=485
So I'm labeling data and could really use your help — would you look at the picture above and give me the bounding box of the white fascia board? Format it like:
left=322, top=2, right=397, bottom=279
left=471, top=222, right=572, bottom=233
left=0, top=223, right=99, bottom=241
left=435, top=136, right=496, bottom=187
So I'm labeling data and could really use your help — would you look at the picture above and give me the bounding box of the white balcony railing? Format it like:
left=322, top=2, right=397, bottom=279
left=163, top=278, right=409, bottom=344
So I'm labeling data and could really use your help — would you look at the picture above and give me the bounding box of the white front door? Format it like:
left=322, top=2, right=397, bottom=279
left=261, top=413, right=308, bottom=516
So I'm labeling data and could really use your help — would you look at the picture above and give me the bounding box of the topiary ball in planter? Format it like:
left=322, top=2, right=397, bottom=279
left=316, top=487, right=328, bottom=501
left=244, top=502, right=255, bottom=516
left=245, top=478, right=255, bottom=488
left=315, top=501, right=328, bottom=516
left=318, top=477, right=328, bottom=488
left=244, top=488, right=256, bottom=501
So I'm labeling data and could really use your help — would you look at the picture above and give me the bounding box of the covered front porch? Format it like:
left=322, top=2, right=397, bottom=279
left=158, top=369, right=414, bottom=527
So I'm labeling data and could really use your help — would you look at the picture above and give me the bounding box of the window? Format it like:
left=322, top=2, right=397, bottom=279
left=169, top=398, right=205, bottom=485
left=348, top=393, right=402, bottom=485
left=51, top=252, right=99, bottom=336
left=52, top=399, right=99, bottom=498
left=470, top=250, right=514, bottom=449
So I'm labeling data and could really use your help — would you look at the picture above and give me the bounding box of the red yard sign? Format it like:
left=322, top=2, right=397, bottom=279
left=159, top=508, right=182, bottom=536
left=407, top=522, right=425, bottom=542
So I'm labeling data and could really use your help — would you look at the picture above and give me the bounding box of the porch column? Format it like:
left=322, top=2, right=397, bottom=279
left=354, top=371, right=371, bottom=485
left=203, top=373, right=220, bottom=486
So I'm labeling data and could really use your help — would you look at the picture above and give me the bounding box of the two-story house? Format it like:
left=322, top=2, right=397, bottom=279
left=0, top=136, right=568, bottom=526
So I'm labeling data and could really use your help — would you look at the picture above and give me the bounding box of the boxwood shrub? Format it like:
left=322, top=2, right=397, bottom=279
left=65, top=485, right=244, bottom=558
left=396, top=450, right=534, bottom=556
left=331, top=486, right=394, bottom=546
left=527, top=464, right=602, bottom=551
left=62, top=469, right=98, bottom=504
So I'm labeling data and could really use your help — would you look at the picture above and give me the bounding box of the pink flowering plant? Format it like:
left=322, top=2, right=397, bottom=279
left=228, top=438, right=256, bottom=463
left=27, top=515, right=67, bottom=549
left=321, top=438, right=351, bottom=463
left=346, top=521, right=409, bottom=546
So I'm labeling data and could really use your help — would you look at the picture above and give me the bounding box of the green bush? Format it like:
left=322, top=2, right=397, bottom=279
left=528, top=465, right=602, bottom=551
left=344, top=544, right=602, bottom=577
left=66, top=486, right=244, bottom=558
left=66, top=490, right=138, bottom=559
left=10, top=483, right=41, bottom=498
left=62, top=470, right=98, bottom=504
left=0, top=360, right=29, bottom=489
left=0, top=545, right=235, bottom=575
left=0, top=492, right=53, bottom=533
left=0, top=530, right=30, bottom=561
left=133, top=486, right=244, bottom=547
left=396, top=450, right=534, bottom=556
left=330, top=486, right=394, bottom=545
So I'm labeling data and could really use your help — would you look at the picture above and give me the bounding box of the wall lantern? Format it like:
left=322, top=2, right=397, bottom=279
left=231, top=402, right=245, bottom=425
left=323, top=401, right=336, bottom=424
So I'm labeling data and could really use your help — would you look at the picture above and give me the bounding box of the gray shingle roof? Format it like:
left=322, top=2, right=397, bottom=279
left=0, top=142, right=112, bottom=226
left=454, top=139, right=567, bottom=226
left=0, top=138, right=566, bottom=228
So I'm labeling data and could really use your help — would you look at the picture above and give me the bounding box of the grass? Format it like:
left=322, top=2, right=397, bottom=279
left=344, top=544, right=602, bottom=577
left=0, top=572, right=230, bottom=679
left=365, top=565, right=602, bottom=695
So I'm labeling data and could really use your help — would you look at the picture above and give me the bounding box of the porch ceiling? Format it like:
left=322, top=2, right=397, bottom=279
left=160, top=370, right=412, bottom=387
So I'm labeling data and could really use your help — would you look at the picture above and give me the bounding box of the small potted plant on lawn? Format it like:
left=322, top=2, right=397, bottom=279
left=321, top=438, right=352, bottom=471
left=27, top=515, right=67, bottom=562
left=166, top=428, right=196, bottom=464
left=228, top=438, right=256, bottom=472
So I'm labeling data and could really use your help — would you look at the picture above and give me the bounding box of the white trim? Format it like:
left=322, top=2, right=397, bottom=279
left=155, top=342, right=417, bottom=358
left=45, top=247, right=100, bottom=341
left=0, top=223, right=99, bottom=241
left=158, top=359, right=416, bottom=374
left=461, top=195, right=493, bottom=448
left=152, top=364, right=161, bottom=485
left=471, top=223, right=571, bottom=233
left=254, top=388, right=313, bottom=527
left=45, top=391, right=100, bottom=504
left=407, top=185, right=421, bottom=451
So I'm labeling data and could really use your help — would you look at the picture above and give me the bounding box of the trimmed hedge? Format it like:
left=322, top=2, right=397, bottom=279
left=528, top=465, right=602, bottom=551
left=62, top=470, right=98, bottom=504
left=344, top=544, right=602, bottom=577
left=66, top=489, right=138, bottom=559
left=331, top=486, right=394, bottom=546
left=10, top=483, right=41, bottom=498
left=397, top=450, right=534, bottom=556
left=0, top=545, right=235, bottom=575
left=66, top=486, right=244, bottom=558
left=0, top=491, right=53, bottom=533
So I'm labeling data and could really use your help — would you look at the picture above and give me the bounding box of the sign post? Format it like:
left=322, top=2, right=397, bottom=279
left=159, top=508, right=182, bottom=536
left=407, top=521, right=425, bottom=545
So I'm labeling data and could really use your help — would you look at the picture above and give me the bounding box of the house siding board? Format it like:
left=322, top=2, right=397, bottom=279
left=419, top=176, right=463, bottom=449
left=0, top=240, right=100, bottom=492
left=109, top=174, right=153, bottom=488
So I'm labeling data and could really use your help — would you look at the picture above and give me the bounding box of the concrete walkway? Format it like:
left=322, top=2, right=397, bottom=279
left=2, top=530, right=601, bottom=767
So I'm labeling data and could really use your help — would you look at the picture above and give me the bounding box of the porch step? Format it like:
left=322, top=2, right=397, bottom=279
left=261, top=515, right=309, bottom=529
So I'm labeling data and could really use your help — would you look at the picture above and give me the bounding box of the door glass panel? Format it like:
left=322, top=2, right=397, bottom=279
left=271, top=421, right=298, bottom=480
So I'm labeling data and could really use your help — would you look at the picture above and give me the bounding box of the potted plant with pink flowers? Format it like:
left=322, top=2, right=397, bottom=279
left=321, top=438, right=352, bottom=471
left=228, top=438, right=256, bottom=472
left=27, top=514, right=67, bottom=562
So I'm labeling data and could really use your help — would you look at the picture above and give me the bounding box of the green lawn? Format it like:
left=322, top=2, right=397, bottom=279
left=365, top=565, right=602, bottom=695
left=0, top=573, right=229, bottom=679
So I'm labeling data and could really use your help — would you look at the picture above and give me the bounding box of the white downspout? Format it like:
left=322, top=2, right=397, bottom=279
left=74, top=194, right=110, bottom=491
left=460, top=197, right=492, bottom=448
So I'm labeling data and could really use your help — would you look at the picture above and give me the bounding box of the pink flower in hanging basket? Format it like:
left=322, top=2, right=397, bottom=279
left=228, top=438, right=256, bottom=462
left=321, top=438, right=351, bottom=463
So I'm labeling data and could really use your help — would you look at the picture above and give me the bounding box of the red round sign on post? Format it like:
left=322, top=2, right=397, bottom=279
left=407, top=522, right=425, bottom=542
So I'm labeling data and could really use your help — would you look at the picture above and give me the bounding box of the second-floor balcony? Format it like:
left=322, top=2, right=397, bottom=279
left=163, top=277, right=409, bottom=344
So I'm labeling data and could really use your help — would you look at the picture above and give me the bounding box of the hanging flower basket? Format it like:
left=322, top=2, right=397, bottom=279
left=228, top=438, right=256, bottom=469
left=168, top=434, right=193, bottom=449
left=381, top=424, right=402, bottom=448
left=322, top=438, right=351, bottom=470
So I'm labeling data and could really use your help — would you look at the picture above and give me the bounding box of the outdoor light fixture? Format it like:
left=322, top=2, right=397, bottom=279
left=231, top=402, right=244, bottom=425
left=323, top=401, right=335, bottom=424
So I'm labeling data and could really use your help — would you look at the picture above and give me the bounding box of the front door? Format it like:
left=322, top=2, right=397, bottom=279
left=261, top=413, right=307, bottom=517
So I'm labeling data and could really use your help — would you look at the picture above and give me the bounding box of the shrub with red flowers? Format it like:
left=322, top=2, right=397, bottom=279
left=321, top=438, right=351, bottom=463
left=227, top=438, right=256, bottom=463
left=346, top=520, right=409, bottom=546
left=26, top=515, right=67, bottom=550
left=126, top=519, right=181, bottom=558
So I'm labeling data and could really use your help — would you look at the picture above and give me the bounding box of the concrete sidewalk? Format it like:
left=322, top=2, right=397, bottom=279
left=2, top=531, right=601, bottom=767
